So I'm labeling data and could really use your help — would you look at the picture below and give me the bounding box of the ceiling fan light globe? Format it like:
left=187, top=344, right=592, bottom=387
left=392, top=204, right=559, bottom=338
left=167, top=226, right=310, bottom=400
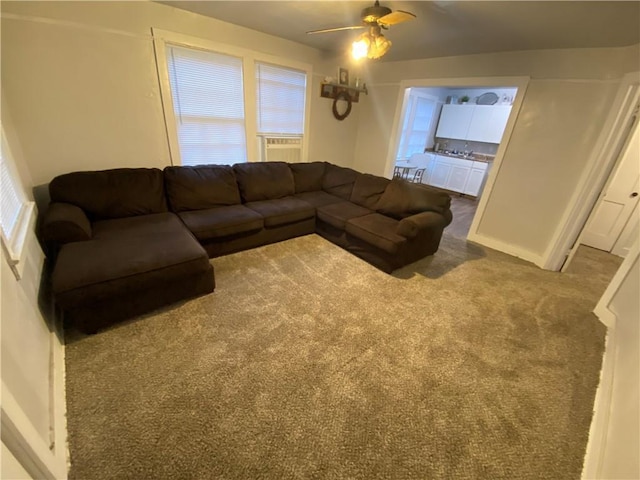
left=368, top=35, right=391, bottom=59
left=352, top=35, right=370, bottom=60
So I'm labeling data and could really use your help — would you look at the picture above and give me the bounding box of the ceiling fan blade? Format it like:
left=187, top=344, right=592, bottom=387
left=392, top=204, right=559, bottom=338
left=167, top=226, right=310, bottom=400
left=307, top=25, right=365, bottom=34
left=377, top=10, right=416, bottom=26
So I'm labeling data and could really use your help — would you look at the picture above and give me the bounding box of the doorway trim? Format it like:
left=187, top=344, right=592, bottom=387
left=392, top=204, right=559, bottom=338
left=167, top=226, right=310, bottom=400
left=384, top=76, right=530, bottom=247
left=542, top=71, right=640, bottom=271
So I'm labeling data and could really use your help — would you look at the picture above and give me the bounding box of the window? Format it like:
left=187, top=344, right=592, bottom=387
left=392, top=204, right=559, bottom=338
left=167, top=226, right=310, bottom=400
left=255, top=62, right=306, bottom=136
left=396, top=93, right=438, bottom=161
left=1, top=127, right=34, bottom=276
left=154, top=29, right=311, bottom=166
left=166, top=45, right=246, bottom=166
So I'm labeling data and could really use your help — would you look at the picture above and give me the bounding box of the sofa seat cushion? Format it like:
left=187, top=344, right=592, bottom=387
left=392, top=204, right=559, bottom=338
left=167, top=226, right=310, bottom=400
left=293, top=191, right=343, bottom=208
left=52, top=212, right=211, bottom=305
left=245, top=197, right=315, bottom=228
left=317, top=201, right=372, bottom=230
left=346, top=213, right=407, bottom=255
left=179, top=205, right=264, bottom=241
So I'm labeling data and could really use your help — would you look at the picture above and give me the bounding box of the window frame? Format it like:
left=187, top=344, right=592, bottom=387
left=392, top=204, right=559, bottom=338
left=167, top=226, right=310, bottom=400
left=152, top=28, right=312, bottom=165
left=0, top=127, right=36, bottom=280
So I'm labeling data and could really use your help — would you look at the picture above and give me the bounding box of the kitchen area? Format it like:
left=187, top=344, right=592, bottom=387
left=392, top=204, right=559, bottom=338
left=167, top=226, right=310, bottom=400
left=394, top=86, right=518, bottom=199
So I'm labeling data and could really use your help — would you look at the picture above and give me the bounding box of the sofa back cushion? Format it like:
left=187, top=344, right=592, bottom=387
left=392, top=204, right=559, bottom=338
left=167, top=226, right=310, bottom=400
left=290, top=162, right=326, bottom=193
left=49, top=168, right=167, bottom=220
left=376, top=178, right=451, bottom=220
left=350, top=173, right=390, bottom=209
left=322, top=163, right=359, bottom=200
left=233, top=162, right=295, bottom=202
left=164, top=165, right=241, bottom=212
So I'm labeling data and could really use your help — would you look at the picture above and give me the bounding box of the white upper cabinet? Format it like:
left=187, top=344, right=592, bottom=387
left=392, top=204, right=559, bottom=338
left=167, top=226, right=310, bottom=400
left=435, top=105, right=474, bottom=140
left=436, top=104, right=512, bottom=144
left=466, top=105, right=512, bottom=143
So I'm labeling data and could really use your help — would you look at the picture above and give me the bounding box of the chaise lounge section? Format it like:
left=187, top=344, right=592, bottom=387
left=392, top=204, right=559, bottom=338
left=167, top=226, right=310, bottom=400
left=43, top=168, right=215, bottom=333
left=43, top=161, right=452, bottom=333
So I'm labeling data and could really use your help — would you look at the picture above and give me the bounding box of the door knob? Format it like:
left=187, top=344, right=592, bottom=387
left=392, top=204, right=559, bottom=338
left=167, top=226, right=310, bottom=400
left=631, top=192, right=639, bottom=198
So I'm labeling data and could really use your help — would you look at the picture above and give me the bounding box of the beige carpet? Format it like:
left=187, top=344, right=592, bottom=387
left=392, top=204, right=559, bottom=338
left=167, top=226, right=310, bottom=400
left=65, top=233, right=618, bottom=479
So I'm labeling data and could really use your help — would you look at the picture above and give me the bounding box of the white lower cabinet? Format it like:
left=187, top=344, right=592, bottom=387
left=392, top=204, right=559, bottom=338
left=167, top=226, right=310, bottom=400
left=449, top=165, right=471, bottom=192
left=422, top=158, right=434, bottom=185
left=429, top=159, right=452, bottom=189
left=463, top=164, right=488, bottom=195
left=427, top=154, right=490, bottom=196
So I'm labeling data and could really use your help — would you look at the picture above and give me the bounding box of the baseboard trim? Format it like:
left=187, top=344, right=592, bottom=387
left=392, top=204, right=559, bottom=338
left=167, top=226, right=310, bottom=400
left=0, top=330, right=68, bottom=480
left=581, top=323, right=617, bottom=480
left=51, top=328, right=69, bottom=477
left=466, top=231, right=545, bottom=267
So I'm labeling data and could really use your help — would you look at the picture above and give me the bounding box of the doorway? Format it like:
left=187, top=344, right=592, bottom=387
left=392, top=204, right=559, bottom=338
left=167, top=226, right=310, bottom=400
left=389, top=81, right=523, bottom=240
left=556, top=75, right=640, bottom=272
left=579, top=112, right=639, bottom=258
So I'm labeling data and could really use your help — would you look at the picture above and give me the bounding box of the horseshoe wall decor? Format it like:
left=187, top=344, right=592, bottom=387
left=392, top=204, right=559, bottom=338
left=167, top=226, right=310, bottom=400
left=332, top=91, right=352, bottom=121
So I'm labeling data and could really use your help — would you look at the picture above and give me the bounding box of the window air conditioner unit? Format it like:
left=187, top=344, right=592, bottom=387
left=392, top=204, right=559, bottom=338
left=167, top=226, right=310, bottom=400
left=259, top=136, right=303, bottom=163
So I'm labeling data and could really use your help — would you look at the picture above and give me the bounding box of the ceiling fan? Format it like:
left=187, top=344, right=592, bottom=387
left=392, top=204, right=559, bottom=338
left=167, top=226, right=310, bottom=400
left=307, top=1, right=416, bottom=60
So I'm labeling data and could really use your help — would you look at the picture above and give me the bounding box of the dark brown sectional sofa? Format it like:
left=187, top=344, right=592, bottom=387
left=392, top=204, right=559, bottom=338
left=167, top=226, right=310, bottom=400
left=43, top=161, right=452, bottom=333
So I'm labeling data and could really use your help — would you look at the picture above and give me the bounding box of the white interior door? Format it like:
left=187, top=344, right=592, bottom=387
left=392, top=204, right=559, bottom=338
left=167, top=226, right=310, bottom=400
left=581, top=118, right=640, bottom=252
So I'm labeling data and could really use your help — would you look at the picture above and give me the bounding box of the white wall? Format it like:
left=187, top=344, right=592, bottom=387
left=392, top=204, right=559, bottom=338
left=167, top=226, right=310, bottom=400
left=352, top=84, right=400, bottom=174
left=0, top=97, right=51, bottom=443
left=478, top=79, right=618, bottom=256
left=586, top=242, right=640, bottom=479
left=1, top=242, right=51, bottom=445
left=308, top=73, right=361, bottom=167
left=354, top=45, right=640, bottom=262
left=599, top=253, right=639, bottom=479
left=0, top=94, right=67, bottom=479
left=1, top=441, right=32, bottom=480
left=0, top=1, right=362, bottom=184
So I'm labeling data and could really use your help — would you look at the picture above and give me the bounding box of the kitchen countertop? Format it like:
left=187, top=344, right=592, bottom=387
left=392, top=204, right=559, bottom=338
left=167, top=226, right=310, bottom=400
left=425, top=150, right=494, bottom=163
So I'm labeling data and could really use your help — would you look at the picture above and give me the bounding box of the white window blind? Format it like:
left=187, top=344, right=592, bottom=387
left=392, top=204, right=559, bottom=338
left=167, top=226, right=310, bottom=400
left=166, top=45, right=246, bottom=166
left=0, top=131, right=27, bottom=244
left=256, top=62, right=306, bottom=135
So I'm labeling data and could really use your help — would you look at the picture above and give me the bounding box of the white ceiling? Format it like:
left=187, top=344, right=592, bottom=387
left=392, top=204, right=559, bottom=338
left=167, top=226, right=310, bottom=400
left=159, top=1, right=640, bottom=62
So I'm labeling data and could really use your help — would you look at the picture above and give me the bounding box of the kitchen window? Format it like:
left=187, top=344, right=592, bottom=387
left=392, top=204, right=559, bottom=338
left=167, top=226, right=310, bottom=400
left=396, top=92, right=438, bottom=161
left=154, top=29, right=311, bottom=166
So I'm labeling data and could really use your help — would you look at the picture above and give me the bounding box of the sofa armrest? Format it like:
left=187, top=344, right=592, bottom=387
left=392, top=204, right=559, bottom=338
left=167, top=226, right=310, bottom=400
left=396, top=210, right=452, bottom=239
left=376, top=178, right=451, bottom=220
left=42, top=202, right=92, bottom=245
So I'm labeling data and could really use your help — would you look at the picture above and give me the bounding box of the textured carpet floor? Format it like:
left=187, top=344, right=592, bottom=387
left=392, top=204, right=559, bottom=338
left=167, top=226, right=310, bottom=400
left=65, top=234, right=618, bottom=479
